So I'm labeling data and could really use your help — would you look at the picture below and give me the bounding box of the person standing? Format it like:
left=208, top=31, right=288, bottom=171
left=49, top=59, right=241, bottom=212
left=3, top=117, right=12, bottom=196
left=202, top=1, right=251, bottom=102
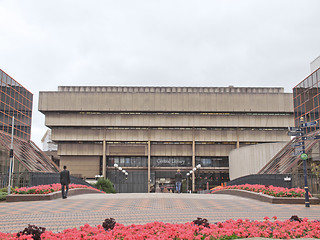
left=60, top=165, right=70, bottom=199
left=175, top=169, right=183, bottom=193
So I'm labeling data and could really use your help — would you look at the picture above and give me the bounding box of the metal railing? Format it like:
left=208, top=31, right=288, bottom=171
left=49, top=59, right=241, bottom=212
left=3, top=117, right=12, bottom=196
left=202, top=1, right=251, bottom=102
left=0, top=172, right=93, bottom=189
left=292, top=174, right=320, bottom=194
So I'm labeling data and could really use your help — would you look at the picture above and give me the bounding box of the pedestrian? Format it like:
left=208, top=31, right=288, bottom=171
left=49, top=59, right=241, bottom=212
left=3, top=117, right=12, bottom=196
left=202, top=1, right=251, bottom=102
left=60, top=165, right=70, bottom=199
left=175, top=169, right=183, bottom=193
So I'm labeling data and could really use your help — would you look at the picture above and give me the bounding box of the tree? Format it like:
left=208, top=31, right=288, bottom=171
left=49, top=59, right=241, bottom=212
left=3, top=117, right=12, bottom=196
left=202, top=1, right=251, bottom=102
left=94, top=178, right=116, bottom=193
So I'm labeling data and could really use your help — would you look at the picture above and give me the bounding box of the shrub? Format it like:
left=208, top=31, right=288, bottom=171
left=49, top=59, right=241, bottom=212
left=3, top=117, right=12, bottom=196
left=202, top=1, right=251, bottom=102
left=0, top=192, right=7, bottom=201
left=102, top=218, right=116, bottom=231
left=192, top=217, right=210, bottom=228
left=0, top=187, right=14, bottom=193
left=94, top=178, right=116, bottom=193
left=16, top=224, right=46, bottom=240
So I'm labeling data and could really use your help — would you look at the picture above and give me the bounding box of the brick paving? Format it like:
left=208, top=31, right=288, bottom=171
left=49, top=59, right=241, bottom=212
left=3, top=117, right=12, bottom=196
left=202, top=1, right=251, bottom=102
left=0, top=193, right=320, bottom=233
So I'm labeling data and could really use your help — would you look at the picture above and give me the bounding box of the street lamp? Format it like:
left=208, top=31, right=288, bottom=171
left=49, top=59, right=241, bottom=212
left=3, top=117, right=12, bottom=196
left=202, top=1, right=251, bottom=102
left=113, top=164, right=129, bottom=193
left=195, top=164, right=201, bottom=191
left=300, top=117, right=310, bottom=208
left=188, top=164, right=201, bottom=193
left=113, top=164, right=118, bottom=192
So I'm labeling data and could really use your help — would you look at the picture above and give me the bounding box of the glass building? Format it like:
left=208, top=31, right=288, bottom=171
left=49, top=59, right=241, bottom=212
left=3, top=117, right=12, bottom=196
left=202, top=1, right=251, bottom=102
left=0, top=69, right=58, bottom=182
left=293, top=67, right=320, bottom=132
left=260, top=61, right=320, bottom=193
left=0, top=69, right=32, bottom=140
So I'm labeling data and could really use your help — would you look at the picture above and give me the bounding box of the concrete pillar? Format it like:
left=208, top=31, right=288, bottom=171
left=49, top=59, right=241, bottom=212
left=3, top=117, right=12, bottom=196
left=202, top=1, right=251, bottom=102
left=148, top=140, right=151, bottom=193
left=192, top=139, right=195, bottom=192
left=236, top=128, right=240, bottom=149
left=102, top=139, right=106, bottom=179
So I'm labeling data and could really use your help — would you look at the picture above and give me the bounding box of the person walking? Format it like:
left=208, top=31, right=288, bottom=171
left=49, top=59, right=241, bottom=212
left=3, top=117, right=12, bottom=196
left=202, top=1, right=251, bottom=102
left=175, top=169, right=183, bottom=193
left=60, top=165, right=70, bottom=199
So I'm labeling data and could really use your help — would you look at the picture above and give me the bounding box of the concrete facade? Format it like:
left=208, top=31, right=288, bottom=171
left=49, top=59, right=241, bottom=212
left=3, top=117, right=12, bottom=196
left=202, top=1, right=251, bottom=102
left=39, top=86, right=294, bottom=192
left=311, top=55, right=320, bottom=73
left=229, top=141, right=289, bottom=180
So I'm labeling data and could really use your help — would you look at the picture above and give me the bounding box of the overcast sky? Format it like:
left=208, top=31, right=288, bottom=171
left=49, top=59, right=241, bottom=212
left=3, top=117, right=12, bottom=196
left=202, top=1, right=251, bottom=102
left=0, top=0, right=320, bottom=148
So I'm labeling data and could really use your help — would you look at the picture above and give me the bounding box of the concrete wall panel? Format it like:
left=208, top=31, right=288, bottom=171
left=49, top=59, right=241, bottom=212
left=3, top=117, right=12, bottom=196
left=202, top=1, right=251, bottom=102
left=58, top=143, right=103, bottom=156
left=151, top=144, right=192, bottom=156
left=60, top=156, right=99, bottom=178
left=229, top=142, right=288, bottom=180
left=52, top=128, right=290, bottom=143
left=39, top=92, right=293, bottom=113
left=44, top=113, right=293, bottom=128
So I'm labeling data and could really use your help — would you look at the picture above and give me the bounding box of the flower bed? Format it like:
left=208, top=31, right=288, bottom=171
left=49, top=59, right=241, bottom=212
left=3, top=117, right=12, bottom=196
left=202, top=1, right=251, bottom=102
left=210, top=184, right=313, bottom=198
left=1, top=217, right=320, bottom=239
left=12, top=183, right=98, bottom=195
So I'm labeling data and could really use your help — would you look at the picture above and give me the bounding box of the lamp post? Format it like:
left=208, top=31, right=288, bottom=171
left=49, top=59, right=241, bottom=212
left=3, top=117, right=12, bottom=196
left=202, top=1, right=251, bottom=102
left=7, top=117, right=14, bottom=195
left=188, top=164, right=201, bottom=193
left=189, top=170, right=193, bottom=193
left=196, top=164, right=201, bottom=190
left=113, top=164, right=129, bottom=193
left=118, top=167, right=122, bottom=193
left=299, top=117, right=310, bottom=208
left=113, top=164, right=118, bottom=192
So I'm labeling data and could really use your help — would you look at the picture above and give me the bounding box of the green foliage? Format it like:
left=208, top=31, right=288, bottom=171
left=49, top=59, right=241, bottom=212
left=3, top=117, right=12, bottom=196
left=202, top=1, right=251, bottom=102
left=27, top=189, right=36, bottom=194
left=311, top=162, right=320, bottom=178
left=94, top=178, right=116, bottom=193
left=0, top=192, right=7, bottom=201
left=0, top=187, right=14, bottom=193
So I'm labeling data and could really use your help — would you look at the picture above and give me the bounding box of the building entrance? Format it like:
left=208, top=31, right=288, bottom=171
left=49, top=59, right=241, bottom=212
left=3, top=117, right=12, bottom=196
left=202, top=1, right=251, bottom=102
left=153, top=170, right=182, bottom=193
left=154, top=177, right=175, bottom=193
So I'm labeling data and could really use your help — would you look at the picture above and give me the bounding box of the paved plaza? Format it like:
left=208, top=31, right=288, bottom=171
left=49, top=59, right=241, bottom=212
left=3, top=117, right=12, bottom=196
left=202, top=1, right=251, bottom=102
left=1, top=193, right=320, bottom=233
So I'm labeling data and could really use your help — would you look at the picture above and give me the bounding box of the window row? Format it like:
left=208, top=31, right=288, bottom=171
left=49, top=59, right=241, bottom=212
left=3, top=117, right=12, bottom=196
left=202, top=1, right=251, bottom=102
left=294, top=68, right=320, bottom=91
left=0, top=89, right=33, bottom=109
left=106, top=156, right=229, bottom=168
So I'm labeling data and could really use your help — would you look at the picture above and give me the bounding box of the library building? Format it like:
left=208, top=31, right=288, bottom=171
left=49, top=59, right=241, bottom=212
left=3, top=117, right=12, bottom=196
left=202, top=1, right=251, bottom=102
left=39, top=86, right=293, bottom=192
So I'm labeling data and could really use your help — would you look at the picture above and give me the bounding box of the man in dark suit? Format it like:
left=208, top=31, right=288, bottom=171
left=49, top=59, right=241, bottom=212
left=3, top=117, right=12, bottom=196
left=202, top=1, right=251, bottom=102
left=60, top=165, right=70, bottom=199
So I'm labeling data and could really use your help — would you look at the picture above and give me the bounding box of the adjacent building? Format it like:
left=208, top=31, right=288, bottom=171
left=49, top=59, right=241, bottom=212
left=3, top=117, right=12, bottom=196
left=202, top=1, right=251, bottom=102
left=0, top=69, right=32, bottom=140
left=0, top=69, right=58, bottom=184
left=39, top=86, right=293, bottom=192
left=293, top=58, right=320, bottom=133
left=259, top=56, right=320, bottom=178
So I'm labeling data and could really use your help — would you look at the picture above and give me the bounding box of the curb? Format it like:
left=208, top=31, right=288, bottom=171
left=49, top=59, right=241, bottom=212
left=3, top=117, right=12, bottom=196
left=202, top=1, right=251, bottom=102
left=211, top=189, right=320, bottom=204
left=6, top=188, right=104, bottom=202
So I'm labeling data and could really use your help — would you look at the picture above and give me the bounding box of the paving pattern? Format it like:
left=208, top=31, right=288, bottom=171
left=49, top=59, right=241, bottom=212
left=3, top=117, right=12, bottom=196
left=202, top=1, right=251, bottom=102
left=1, top=193, right=320, bottom=233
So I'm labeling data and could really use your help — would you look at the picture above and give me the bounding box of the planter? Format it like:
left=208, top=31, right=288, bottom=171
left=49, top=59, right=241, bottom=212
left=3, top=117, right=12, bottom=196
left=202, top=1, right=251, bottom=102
left=211, top=189, right=320, bottom=204
left=6, top=188, right=104, bottom=202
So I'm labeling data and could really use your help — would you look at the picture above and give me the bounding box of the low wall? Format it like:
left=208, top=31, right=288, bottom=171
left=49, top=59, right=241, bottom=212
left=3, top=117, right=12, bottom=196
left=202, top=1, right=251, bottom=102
left=211, top=189, right=320, bottom=205
left=227, top=174, right=292, bottom=188
left=6, top=188, right=104, bottom=202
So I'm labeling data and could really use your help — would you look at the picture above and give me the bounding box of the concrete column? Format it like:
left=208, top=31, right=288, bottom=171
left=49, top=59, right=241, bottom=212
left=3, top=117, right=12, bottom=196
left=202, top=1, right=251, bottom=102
left=192, top=139, right=195, bottom=192
left=236, top=128, right=240, bottom=149
left=147, top=140, right=151, bottom=193
left=102, top=139, right=106, bottom=179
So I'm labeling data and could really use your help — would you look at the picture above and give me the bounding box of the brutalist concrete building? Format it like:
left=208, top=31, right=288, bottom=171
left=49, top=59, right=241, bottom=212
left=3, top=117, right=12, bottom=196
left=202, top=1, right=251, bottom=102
left=39, top=86, right=293, bottom=192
